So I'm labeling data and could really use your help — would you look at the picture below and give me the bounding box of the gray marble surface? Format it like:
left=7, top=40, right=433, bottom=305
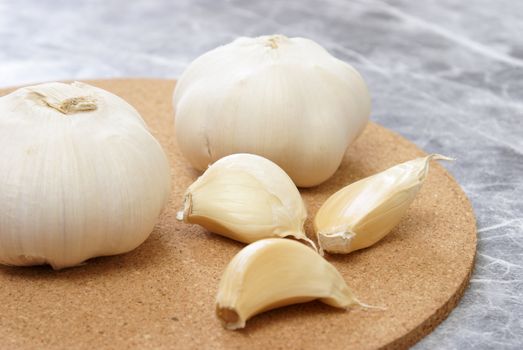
left=1, top=0, right=522, bottom=348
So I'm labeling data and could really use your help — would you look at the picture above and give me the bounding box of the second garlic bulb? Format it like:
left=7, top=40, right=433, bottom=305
left=173, top=34, right=371, bottom=187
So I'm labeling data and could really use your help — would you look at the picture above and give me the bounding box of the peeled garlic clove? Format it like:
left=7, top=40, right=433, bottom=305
left=173, top=34, right=371, bottom=187
left=177, top=153, right=315, bottom=248
left=314, top=154, right=453, bottom=254
left=216, top=238, right=358, bottom=330
left=0, top=82, right=171, bottom=269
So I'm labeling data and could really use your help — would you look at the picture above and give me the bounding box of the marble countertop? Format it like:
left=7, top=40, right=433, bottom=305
left=1, top=0, right=521, bottom=348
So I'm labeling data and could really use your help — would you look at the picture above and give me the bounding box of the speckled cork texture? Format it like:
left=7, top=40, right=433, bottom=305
left=0, top=79, right=476, bottom=350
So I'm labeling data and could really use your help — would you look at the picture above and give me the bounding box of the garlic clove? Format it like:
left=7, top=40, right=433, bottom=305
left=216, top=238, right=359, bottom=330
left=314, top=154, right=453, bottom=254
left=177, top=153, right=316, bottom=249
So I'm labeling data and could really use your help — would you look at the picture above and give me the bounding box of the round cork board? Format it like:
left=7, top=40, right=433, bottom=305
left=0, top=79, right=476, bottom=350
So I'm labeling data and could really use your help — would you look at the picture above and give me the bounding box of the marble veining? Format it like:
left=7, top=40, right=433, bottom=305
left=0, top=0, right=522, bottom=348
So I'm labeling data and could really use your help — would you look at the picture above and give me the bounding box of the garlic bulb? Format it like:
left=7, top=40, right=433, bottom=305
left=177, top=153, right=315, bottom=248
left=0, top=82, right=171, bottom=269
left=216, top=238, right=359, bottom=330
left=173, top=34, right=371, bottom=187
left=315, top=154, right=452, bottom=254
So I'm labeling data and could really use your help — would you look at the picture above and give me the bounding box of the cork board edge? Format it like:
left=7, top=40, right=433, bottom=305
left=365, top=123, right=478, bottom=349
left=354, top=123, right=478, bottom=350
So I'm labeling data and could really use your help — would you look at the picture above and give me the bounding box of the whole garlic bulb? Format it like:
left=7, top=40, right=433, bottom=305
left=0, top=82, right=171, bottom=269
left=173, top=34, right=371, bottom=187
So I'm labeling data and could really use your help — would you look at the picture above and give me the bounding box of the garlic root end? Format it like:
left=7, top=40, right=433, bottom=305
left=317, top=230, right=356, bottom=254
left=216, top=306, right=246, bottom=330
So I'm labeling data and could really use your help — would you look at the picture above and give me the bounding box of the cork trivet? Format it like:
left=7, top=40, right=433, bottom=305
left=0, top=79, right=476, bottom=349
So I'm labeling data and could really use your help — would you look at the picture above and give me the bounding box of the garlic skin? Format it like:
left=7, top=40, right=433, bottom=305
left=216, top=238, right=358, bottom=330
left=177, top=153, right=315, bottom=248
left=173, top=34, right=371, bottom=187
left=0, top=82, right=171, bottom=269
left=315, top=154, right=452, bottom=254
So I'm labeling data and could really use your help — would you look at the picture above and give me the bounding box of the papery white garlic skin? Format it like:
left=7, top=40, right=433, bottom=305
left=178, top=153, right=314, bottom=248
left=0, top=82, right=171, bottom=269
left=173, top=34, right=371, bottom=187
left=315, top=154, right=452, bottom=254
